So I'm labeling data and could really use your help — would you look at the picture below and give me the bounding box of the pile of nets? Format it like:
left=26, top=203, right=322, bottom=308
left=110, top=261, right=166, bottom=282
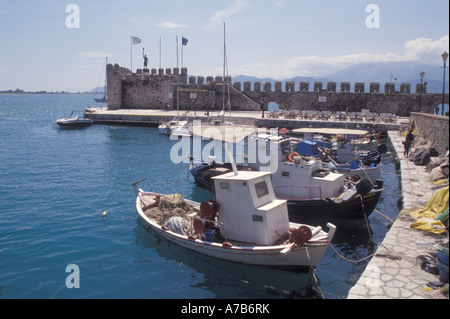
left=144, top=193, right=195, bottom=226
left=410, top=187, right=449, bottom=235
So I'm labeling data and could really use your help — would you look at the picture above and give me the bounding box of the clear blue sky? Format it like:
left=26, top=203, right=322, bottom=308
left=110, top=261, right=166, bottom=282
left=0, top=0, right=448, bottom=92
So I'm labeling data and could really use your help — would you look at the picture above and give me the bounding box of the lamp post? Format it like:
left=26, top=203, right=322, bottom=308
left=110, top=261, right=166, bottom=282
left=442, top=52, right=448, bottom=116
left=419, top=71, right=425, bottom=112
left=261, top=82, right=266, bottom=118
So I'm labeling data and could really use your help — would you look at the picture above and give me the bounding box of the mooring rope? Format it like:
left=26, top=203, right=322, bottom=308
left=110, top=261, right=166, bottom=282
left=329, top=195, right=400, bottom=263
left=305, top=246, right=324, bottom=299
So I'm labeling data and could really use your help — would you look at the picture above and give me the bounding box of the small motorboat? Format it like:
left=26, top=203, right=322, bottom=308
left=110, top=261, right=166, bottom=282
left=133, top=165, right=336, bottom=269
left=158, top=118, right=189, bottom=136
left=55, top=111, right=93, bottom=128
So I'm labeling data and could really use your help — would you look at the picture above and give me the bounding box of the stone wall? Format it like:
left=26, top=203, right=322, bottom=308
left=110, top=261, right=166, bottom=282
left=411, top=112, right=449, bottom=156
left=107, top=64, right=448, bottom=117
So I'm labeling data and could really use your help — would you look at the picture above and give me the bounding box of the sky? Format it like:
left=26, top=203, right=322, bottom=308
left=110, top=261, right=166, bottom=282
left=0, top=0, right=448, bottom=92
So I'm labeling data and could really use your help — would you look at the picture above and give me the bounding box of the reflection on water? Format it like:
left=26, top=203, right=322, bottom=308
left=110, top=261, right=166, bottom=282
left=133, top=224, right=323, bottom=299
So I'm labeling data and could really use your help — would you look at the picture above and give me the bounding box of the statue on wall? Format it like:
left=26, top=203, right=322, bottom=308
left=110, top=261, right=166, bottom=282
left=143, top=48, right=148, bottom=69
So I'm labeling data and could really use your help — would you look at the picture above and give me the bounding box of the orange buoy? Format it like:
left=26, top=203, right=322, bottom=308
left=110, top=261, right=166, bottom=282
left=279, top=128, right=289, bottom=135
left=288, top=152, right=300, bottom=163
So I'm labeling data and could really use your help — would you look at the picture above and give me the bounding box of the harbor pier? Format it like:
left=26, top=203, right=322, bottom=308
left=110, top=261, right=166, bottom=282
left=347, top=130, right=448, bottom=299
left=84, top=108, right=403, bottom=132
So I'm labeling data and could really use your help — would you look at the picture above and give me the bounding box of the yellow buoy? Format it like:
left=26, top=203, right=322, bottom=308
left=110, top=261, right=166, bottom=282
left=102, top=211, right=107, bottom=218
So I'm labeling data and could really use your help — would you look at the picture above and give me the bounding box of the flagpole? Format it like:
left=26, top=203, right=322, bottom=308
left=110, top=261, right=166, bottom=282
left=181, top=34, right=184, bottom=69
left=130, top=36, right=133, bottom=72
left=223, top=22, right=226, bottom=116
left=176, top=35, right=179, bottom=69
left=159, top=36, right=162, bottom=69
left=176, top=36, right=179, bottom=117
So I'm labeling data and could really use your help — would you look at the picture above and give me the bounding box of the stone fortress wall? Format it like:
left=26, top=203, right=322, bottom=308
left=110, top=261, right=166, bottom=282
left=107, top=64, right=448, bottom=117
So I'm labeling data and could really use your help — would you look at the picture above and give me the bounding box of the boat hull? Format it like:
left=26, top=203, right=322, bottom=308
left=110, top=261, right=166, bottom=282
left=335, top=165, right=381, bottom=183
left=285, top=190, right=382, bottom=221
left=56, top=118, right=93, bottom=128
left=135, top=191, right=334, bottom=269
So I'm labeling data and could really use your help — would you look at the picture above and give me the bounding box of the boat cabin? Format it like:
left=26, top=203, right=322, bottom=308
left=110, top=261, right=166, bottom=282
left=247, top=133, right=292, bottom=172
left=212, top=171, right=289, bottom=246
left=247, top=133, right=345, bottom=200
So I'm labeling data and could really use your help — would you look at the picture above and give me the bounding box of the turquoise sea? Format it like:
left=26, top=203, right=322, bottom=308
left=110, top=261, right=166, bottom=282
left=0, top=94, right=401, bottom=300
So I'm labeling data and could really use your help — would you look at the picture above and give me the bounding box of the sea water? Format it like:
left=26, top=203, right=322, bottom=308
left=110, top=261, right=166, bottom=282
left=0, top=94, right=401, bottom=299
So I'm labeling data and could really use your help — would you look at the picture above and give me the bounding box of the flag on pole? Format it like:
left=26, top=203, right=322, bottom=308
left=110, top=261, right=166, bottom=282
left=132, top=36, right=141, bottom=45
left=182, top=37, right=188, bottom=46
left=131, top=36, right=141, bottom=72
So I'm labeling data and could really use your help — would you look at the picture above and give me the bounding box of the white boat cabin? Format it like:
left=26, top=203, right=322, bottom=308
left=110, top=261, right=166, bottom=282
left=247, top=133, right=345, bottom=200
left=212, top=171, right=289, bottom=246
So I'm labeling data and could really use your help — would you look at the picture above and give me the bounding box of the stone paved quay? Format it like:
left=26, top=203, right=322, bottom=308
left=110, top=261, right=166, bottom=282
left=346, top=131, right=448, bottom=299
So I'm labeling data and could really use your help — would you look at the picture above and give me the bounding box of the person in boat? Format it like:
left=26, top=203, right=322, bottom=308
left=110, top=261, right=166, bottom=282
left=402, top=130, right=415, bottom=158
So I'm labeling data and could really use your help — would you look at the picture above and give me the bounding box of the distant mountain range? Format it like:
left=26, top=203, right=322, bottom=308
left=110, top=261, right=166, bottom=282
left=231, top=61, right=449, bottom=94
left=90, top=87, right=106, bottom=94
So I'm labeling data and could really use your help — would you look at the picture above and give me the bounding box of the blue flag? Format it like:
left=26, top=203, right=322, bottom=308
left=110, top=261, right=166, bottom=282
left=182, top=37, right=188, bottom=45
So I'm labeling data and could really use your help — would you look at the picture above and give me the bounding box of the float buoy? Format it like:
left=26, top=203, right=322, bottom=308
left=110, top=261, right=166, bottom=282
left=356, top=179, right=373, bottom=196
left=193, top=218, right=205, bottom=235
left=377, top=144, right=388, bottom=154
left=290, top=226, right=313, bottom=246
left=288, top=152, right=300, bottom=163
left=279, top=128, right=289, bottom=135
left=200, top=199, right=220, bottom=218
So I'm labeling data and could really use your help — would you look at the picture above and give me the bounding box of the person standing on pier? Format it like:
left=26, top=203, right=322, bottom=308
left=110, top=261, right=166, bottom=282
left=402, top=130, right=415, bottom=157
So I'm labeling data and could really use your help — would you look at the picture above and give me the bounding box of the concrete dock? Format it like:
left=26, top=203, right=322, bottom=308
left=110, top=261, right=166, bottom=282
left=84, top=108, right=402, bottom=131
left=346, top=131, right=448, bottom=299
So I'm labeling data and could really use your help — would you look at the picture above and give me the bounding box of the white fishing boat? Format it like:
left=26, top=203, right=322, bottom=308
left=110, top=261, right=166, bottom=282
left=133, top=159, right=336, bottom=269
left=55, top=111, right=93, bottom=128
left=190, top=132, right=384, bottom=220
left=292, top=128, right=386, bottom=183
left=158, top=118, right=189, bottom=136
left=328, top=159, right=381, bottom=183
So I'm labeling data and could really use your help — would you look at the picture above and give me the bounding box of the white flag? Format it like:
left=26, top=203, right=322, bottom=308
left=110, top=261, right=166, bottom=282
left=132, top=36, right=141, bottom=45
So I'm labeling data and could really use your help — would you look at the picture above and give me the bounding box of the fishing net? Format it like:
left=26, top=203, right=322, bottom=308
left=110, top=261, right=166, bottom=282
left=410, top=187, right=449, bottom=235
left=144, top=193, right=195, bottom=225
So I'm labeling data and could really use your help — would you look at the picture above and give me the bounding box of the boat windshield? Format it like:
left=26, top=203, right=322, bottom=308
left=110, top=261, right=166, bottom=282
left=255, top=180, right=269, bottom=198
left=280, top=140, right=291, bottom=158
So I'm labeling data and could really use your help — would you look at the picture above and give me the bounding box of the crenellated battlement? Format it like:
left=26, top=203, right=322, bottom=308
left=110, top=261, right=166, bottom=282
left=108, top=63, right=429, bottom=94
left=106, top=63, right=448, bottom=116
left=184, top=75, right=427, bottom=94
